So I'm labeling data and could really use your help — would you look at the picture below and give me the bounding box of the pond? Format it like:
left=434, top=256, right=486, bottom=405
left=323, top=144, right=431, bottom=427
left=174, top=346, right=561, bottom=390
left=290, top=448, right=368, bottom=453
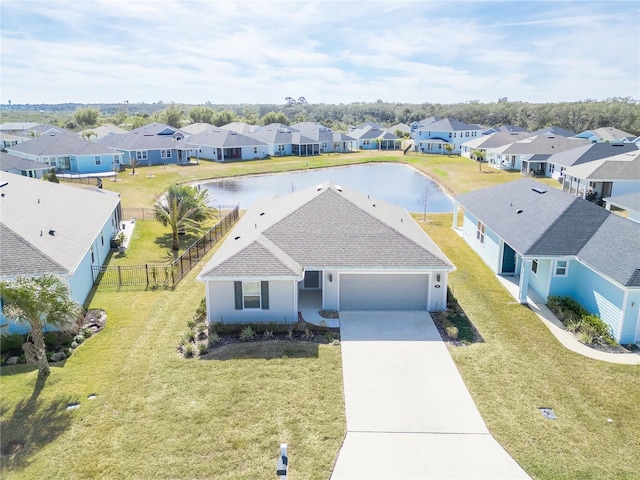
left=200, top=162, right=453, bottom=213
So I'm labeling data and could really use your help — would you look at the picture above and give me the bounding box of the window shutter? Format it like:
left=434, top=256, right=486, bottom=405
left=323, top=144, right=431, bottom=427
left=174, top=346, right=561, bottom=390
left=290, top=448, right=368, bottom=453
left=261, top=281, right=269, bottom=310
left=234, top=281, right=243, bottom=310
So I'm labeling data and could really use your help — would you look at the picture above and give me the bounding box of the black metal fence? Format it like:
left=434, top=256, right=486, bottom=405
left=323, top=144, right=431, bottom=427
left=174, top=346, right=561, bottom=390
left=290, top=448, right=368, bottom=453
left=122, top=205, right=236, bottom=221
left=92, top=206, right=239, bottom=289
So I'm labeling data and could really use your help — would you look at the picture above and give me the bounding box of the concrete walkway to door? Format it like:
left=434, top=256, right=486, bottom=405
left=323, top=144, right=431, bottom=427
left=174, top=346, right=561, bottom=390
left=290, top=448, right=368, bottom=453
left=331, top=311, right=530, bottom=479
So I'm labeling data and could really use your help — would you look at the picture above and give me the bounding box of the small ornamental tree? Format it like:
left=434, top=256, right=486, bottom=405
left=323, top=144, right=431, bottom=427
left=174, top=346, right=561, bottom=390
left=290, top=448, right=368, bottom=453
left=444, top=143, right=454, bottom=156
left=0, top=275, right=83, bottom=377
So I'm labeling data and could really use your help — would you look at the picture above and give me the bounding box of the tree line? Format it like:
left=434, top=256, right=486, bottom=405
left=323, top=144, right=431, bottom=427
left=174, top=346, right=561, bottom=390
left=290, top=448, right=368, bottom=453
left=2, top=98, right=638, bottom=136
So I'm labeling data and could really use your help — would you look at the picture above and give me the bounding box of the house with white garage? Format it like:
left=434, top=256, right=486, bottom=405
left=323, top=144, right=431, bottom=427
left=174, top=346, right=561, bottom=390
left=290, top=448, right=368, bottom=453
left=453, top=178, right=640, bottom=345
left=0, top=172, right=122, bottom=333
left=198, top=182, right=454, bottom=324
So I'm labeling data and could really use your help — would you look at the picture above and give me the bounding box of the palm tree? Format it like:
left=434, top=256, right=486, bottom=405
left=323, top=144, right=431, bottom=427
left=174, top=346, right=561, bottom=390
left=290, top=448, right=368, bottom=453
left=0, top=275, right=83, bottom=378
left=154, top=184, right=212, bottom=251
left=472, top=149, right=486, bottom=171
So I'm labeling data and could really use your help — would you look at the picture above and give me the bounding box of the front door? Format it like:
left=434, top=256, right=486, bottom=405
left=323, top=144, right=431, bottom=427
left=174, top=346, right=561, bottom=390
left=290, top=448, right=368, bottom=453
left=303, top=270, right=321, bottom=289
left=502, top=243, right=516, bottom=274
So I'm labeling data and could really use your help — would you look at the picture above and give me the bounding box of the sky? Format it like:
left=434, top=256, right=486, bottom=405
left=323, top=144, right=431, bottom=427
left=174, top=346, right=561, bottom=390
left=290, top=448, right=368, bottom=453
left=1, top=0, right=638, bottom=105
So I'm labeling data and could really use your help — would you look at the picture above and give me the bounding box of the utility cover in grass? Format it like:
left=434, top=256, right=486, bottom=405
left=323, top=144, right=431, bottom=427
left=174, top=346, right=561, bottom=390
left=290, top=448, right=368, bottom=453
left=539, top=407, right=557, bottom=419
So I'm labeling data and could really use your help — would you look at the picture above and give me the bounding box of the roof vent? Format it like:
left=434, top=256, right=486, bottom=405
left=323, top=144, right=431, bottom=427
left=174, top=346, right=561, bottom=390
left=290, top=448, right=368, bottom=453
left=234, top=236, right=240, bottom=240
left=335, top=184, right=343, bottom=192
left=532, top=187, right=547, bottom=194
left=516, top=209, right=523, bottom=214
left=49, top=230, right=56, bottom=236
left=259, top=212, right=265, bottom=216
left=316, top=184, right=323, bottom=191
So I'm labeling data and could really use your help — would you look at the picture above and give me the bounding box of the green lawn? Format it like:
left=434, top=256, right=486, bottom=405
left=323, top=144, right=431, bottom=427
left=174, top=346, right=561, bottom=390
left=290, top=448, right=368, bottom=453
left=3, top=152, right=631, bottom=479
left=422, top=214, right=640, bottom=479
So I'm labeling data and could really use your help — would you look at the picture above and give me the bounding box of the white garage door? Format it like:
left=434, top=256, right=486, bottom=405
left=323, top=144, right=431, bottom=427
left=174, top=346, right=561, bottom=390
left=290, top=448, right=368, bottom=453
left=339, top=274, right=429, bottom=310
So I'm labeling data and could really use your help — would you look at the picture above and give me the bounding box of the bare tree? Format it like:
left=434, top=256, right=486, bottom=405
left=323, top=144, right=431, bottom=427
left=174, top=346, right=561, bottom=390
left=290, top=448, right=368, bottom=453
left=417, top=185, right=432, bottom=222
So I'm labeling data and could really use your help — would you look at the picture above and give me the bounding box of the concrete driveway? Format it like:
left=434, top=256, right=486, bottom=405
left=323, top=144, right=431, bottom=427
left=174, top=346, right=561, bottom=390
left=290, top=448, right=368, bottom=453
left=331, top=311, right=529, bottom=479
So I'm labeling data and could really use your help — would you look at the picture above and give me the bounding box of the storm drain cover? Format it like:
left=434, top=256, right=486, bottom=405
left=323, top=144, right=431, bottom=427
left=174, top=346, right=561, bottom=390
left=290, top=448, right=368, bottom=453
left=539, top=407, right=557, bottom=419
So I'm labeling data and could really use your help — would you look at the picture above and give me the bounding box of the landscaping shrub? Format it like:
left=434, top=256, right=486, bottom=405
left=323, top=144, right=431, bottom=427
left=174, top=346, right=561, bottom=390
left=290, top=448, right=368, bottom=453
left=548, top=296, right=618, bottom=347
left=239, top=326, right=255, bottom=342
left=59, top=332, right=74, bottom=346
left=445, top=325, right=459, bottom=340
left=74, top=334, right=85, bottom=344
left=44, top=331, right=59, bottom=348
left=262, top=330, right=274, bottom=339
left=83, top=328, right=93, bottom=338
left=195, top=296, right=207, bottom=319
left=0, top=334, right=26, bottom=354
left=198, top=343, right=208, bottom=355
left=208, top=332, right=221, bottom=346
left=184, top=343, right=194, bottom=358
left=581, top=314, right=611, bottom=338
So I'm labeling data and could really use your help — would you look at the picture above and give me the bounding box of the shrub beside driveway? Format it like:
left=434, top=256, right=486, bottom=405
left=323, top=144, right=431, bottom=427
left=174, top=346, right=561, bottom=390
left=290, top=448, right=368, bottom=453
left=422, top=213, right=640, bottom=479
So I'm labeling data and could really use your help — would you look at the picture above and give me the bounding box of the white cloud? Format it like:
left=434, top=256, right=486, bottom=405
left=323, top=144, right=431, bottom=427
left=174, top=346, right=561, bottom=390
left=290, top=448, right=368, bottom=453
left=0, top=0, right=637, bottom=104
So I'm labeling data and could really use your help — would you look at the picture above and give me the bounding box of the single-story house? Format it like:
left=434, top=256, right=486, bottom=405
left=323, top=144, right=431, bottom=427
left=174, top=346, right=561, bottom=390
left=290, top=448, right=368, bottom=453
left=481, top=125, right=530, bottom=135
left=348, top=124, right=400, bottom=150
left=0, top=151, right=52, bottom=178
left=561, top=150, right=640, bottom=201
left=485, top=134, right=589, bottom=172
left=198, top=182, right=454, bottom=324
left=248, top=123, right=298, bottom=157
left=290, top=122, right=356, bottom=153
left=97, top=124, right=191, bottom=166
left=0, top=171, right=122, bottom=333
left=413, top=118, right=484, bottom=155
left=531, top=126, right=576, bottom=137
left=80, top=124, right=128, bottom=140
left=1, top=132, right=29, bottom=149
left=544, top=142, right=638, bottom=183
left=186, top=128, right=269, bottom=161
left=604, top=191, right=640, bottom=223
left=460, top=131, right=531, bottom=160
left=5, top=131, right=124, bottom=174
left=453, top=178, right=640, bottom=345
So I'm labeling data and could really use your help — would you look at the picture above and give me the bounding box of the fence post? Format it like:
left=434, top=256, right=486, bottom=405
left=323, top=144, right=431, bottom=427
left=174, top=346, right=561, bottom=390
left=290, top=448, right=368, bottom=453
left=118, top=266, right=122, bottom=287
left=145, top=264, right=149, bottom=286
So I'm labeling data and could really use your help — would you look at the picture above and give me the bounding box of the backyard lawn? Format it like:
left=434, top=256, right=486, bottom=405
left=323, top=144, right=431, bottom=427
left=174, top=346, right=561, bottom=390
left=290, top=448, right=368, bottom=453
left=3, top=152, right=634, bottom=479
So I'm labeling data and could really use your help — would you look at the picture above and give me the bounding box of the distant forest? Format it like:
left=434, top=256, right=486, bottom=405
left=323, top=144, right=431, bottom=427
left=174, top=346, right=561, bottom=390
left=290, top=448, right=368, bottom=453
left=1, top=97, right=639, bottom=136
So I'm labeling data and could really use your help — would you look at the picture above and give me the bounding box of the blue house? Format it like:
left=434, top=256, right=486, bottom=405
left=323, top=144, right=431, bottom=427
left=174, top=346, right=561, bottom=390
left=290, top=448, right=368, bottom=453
left=453, top=178, right=640, bottom=345
left=0, top=172, right=122, bottom=333
left=5, top=131, right=124, bottom=174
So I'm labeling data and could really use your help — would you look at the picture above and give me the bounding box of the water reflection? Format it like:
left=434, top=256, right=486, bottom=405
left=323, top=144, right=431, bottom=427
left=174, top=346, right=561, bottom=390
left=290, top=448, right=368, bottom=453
left=200, top=163, right=453, bottom=213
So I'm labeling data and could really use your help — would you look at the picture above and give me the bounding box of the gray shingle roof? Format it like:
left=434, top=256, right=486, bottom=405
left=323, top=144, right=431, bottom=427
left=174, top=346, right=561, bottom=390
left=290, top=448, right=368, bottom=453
left=199, top=182, right=454, bottom=278
left=603, top=191, right=640, bottom=213
left=0, top=171, right=121, bottom=277
left=455, top=178, right=640, bottom=287
left=97, top=131, right=187, bottom=150
left=462, top=131, right=532, bottom=149
left=8, top=132, right=120, bottom=156
left=418, top=118, right=483, bottom=132
left=187, top=129, right=266, bottom=148
left=0, top=225, right=67, bottom=277
left=531, top=126, right=576, bottom=137
left=0, top=152, right=51, bottom=172
left=500, top=135, right=589, bottom=155
left=546, top=142, right=638, bottom=167
left=564, top=151, right=640, bottom=180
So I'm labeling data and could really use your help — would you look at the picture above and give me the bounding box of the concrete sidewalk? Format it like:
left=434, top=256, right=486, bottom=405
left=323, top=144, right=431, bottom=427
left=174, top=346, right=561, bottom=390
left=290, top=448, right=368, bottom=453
left=331, top=311, right=530, bottom=479
left=496, top=275, right=640, bottom=366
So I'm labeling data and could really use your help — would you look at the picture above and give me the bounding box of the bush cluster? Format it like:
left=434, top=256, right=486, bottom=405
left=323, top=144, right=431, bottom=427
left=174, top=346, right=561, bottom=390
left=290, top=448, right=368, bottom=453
left=547, top=296, right=617, bottom=346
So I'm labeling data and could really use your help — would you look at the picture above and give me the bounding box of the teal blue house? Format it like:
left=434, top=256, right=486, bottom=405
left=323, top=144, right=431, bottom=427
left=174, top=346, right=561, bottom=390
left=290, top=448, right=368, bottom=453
left=454, top=179, right=640, bottom=345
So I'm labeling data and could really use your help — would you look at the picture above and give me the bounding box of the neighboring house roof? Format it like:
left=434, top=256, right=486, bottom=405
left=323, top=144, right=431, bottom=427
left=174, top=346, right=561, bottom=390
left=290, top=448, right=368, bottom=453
left=290, top=122, right=346, bottom=143
left=249, top=124, right=296, bottom=145
left=0, top=121, right=41, bottom=132
left=181, top=123, right=217, bottom=135
left=97, top=129, right=189, bottom=151
left=80, top=124, right=127, bottom=139
left=495, top=135, right=589, bottom=156
left=575, top=127, right=636, bottom=142
left=14, top=124, right=79, bottom=138
left=494, top=125, right=530, bottom=133
left=220, top=122, right=258, bottom=135
left=546, top=142, right=638, bottom=167
left=603, top=191, right=640, bottom=214
left=7, top=131, right=121, bottom=157
left=531, top=126, right=576, bottom=137
left=187, top=128, right=267, bottom=148
left=418, top=118, right=483, bottom=132
left=349, top=125, right=399, bottom=141
left=0, top=152, right=52, bottom=172
left=0, top=171, right=121, bottom=278
left=455, top=178, right=640, bottom=287
left=564, top=151, right=640, bottom=180
left=200, top=182, right=454, bottom=279
left=461, top=131, right=531, bottom=150
left=389, top=123, right=411, bottom=134
left=129, top=122, right=183, bottom=136
left=413, top=117, right=442, bottom=127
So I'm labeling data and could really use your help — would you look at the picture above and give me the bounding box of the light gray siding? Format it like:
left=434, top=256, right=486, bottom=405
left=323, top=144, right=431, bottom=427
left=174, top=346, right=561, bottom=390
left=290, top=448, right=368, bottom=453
left=323, top=270, right=339, bottom=310
left=206, top=279, right=297, bottom=323
left=339, top=273, right=429, bottom=310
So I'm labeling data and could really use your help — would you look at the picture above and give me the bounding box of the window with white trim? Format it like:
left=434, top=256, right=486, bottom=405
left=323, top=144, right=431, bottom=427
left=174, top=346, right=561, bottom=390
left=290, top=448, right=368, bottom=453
left=531, top=259, right=539, bottom=275
left=161, top=149, right=171, bottom=159
left=136, top=151, right=148, bottom=160
left=476, top=221, right=485, bottom=244
left=95, top=156, right=101, bottom=165
left=554, top=260, right=568, bottom=277
left=278, top=144, right=285, bottom=152
left=363, top=140, right=370, bottom=146
left=234, top=281, right=269, bottom=310
left=243, top=281, right=261, bottom=308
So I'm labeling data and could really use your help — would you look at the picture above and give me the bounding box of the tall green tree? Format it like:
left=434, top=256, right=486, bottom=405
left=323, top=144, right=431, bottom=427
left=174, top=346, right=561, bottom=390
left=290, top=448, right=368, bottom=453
left=0, top=275, right=83, bottom=377
left=161, top=104, right=185, bottom=128
left=154, top=184, right=212, bottom=251
left=73, top=107, right=100, bottom=127
left=260, top=111, right=289, bottom=126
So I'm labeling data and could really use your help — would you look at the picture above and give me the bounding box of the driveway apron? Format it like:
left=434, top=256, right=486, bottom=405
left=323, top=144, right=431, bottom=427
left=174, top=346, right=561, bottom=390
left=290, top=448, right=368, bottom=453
left=331, top=311, right=529, bottom=479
